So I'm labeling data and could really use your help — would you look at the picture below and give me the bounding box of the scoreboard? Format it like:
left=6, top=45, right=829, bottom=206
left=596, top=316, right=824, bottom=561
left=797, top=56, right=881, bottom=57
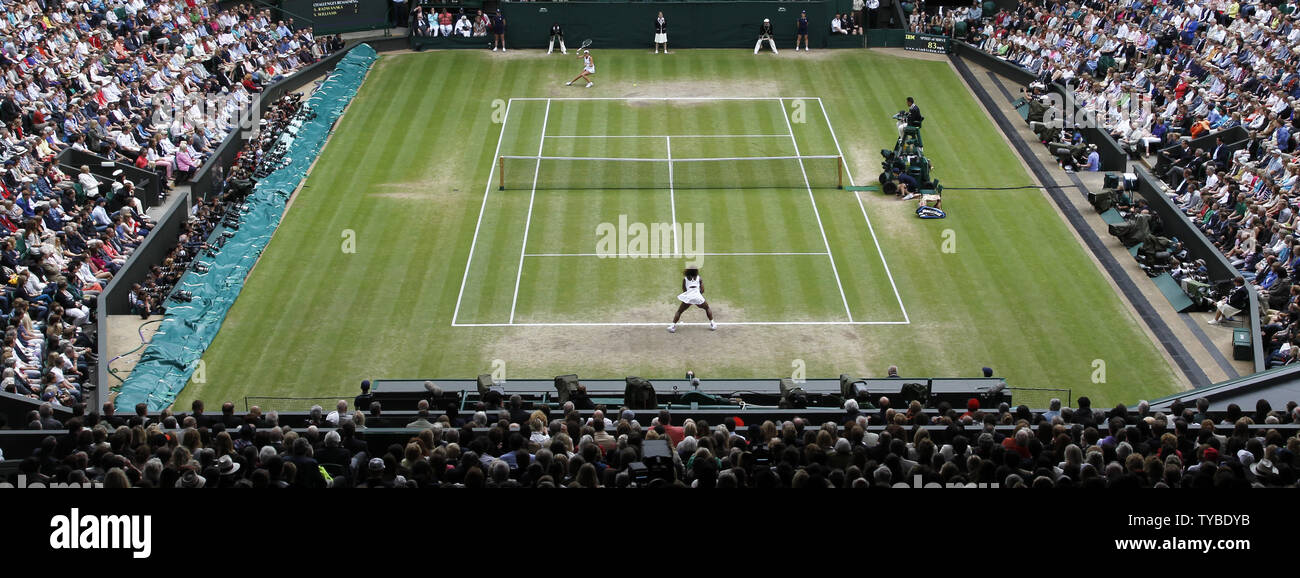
left=904, top=32, right=950, bottom=54
left=281, top=0, right=390, bottom=34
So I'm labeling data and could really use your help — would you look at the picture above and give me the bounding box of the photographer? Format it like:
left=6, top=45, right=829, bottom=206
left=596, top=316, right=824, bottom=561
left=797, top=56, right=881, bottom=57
left=455, top=12, right=472, bottom=38
left=1051, top=133, right=1087, bottom=172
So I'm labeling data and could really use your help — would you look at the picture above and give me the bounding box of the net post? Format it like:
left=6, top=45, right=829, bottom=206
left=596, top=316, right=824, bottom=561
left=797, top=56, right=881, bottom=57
left=837, top=156, right=843, bottom=189
left=498, top=157, right=505, bottom=190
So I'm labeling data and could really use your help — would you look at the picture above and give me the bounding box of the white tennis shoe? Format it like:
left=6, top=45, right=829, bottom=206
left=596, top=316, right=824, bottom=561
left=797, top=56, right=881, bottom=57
left=585, top=82, right=593, bottom=88
left=710, top=320, right=717, bottom=331
left=666, top=324, right=676, bottom=333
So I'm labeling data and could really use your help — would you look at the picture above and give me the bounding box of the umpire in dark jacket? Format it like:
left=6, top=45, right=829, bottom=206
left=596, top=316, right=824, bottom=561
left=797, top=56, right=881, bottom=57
left=897, top=96, right=923, bottom=137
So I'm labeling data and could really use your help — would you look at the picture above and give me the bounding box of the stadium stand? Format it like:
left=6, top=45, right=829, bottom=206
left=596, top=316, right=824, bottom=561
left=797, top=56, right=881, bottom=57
left=951, top=0, right=1300, bottom=370
left=5, top=0, right=1297, bottom=491
left=0, top=0, right=341, bottom=410
left=1, top=386, right=1297, bottom=488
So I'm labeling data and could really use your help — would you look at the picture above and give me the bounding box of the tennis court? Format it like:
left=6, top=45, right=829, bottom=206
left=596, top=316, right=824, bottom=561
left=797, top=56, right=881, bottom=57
left=183, top=49, right=1183, bottom=410
left=453, top=97, right=909, bottom=327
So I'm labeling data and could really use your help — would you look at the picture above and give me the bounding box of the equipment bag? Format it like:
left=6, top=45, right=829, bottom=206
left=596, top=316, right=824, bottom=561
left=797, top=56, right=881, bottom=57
left=917, top=206, right=946, bottom=219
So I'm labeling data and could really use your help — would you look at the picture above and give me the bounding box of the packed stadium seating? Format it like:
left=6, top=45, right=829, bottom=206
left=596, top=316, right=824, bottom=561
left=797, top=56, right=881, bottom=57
left=955, top=0, right=1300, bottom=368
left=0, top=0, right=341, bottom=409
left=2, top=381, right=1296, bottom=488
left=5, top=0, right=1299, bottom=491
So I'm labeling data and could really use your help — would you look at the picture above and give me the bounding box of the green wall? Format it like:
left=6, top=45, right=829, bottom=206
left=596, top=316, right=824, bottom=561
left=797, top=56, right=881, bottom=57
left=497, top=1, right=843, bottom=49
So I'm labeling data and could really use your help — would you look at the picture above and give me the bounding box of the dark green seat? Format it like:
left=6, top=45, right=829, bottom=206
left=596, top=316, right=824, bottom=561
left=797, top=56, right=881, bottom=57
left=1233, top=328, right=1253, bottom=361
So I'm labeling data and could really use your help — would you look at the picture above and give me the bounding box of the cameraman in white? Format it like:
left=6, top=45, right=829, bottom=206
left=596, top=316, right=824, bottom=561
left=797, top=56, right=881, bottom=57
left=455, top=13, right=473, bottom=37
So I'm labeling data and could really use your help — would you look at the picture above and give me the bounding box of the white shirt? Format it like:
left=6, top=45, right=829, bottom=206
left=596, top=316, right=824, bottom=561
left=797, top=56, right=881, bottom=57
left=79, top=172, right=100, bottom=197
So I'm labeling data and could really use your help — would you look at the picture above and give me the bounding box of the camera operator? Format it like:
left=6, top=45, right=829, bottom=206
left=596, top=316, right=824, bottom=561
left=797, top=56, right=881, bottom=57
left=1051, top=132, right=1087, bottom=172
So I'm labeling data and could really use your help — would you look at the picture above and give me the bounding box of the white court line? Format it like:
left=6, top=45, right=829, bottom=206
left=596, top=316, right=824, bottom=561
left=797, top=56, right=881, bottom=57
left=498, top=154, right=840, bottom=162
left=456, top=96, right=907, bottom=327
left=525, top=252, right=829, bottom=257
left=451, top=99, right=513, bottom=325
left=545, top=134, right=790, bottom=138
left=508, top=98, right=550, bottom=324
left=666, top=135, right=678, bottom=255
left=781, top=98, right=853, bottom=323
left=816, top=97, right=910, bottom=324
left=452, top=321, right=911, bottom=327
left=510, top=97, right=821, bottom=101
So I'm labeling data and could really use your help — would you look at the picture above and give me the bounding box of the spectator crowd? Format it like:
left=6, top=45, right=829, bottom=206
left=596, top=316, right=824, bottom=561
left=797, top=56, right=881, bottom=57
left=2, top=385, right=1298, bottom=488
left=0, top=0, right=341, bottom=408
left=411, top=6, right=490, bottom=39
left=964, top=0, right=1300, bottom=366
left=973, top=0, right=1298, bottom=157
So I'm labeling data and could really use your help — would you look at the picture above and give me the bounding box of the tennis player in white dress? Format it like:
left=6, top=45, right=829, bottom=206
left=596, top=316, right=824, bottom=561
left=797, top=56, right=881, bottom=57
left=566, top=50, right=596, bottom=88
left=668, top=267, right=717, bottom=332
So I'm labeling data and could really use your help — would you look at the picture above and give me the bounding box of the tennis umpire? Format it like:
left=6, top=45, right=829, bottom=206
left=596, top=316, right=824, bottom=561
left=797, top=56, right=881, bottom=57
left=897, top=96, right=923, bottom=138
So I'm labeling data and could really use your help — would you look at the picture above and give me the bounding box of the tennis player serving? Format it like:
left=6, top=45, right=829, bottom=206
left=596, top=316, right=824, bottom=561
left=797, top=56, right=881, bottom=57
left=667, top=267, right=717, bottom=333
left=565, top=48, right=596, bottom=88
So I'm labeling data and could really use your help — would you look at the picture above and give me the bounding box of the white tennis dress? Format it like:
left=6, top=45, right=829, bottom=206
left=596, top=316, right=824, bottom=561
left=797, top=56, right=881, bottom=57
left=678, top=275, right=705, bottom=305
left=583, top=54, right=595, bottom=74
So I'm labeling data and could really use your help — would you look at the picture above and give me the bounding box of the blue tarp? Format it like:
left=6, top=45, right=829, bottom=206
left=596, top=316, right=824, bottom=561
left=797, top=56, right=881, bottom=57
left=116, top=45, right=378, bottom=411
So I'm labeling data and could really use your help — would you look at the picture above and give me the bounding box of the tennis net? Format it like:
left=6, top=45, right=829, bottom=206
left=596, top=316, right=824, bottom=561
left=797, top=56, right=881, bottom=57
left=497, top=154, right=843, bottom=190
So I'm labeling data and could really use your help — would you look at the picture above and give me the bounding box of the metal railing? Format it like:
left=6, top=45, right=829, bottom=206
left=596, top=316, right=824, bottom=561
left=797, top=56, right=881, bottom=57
left=243, top=396, right=349, bottom=413
left=1007, top=387, right=1071, bottom=411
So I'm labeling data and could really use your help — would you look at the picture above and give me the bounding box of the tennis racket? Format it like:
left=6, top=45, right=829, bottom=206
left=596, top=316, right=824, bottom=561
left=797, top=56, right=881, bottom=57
left=579, top=39, right=592, bottom=50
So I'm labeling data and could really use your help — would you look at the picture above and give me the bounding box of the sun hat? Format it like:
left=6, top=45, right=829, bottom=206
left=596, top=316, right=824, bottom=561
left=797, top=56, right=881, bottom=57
left=217, top=455, right=241, bottom=475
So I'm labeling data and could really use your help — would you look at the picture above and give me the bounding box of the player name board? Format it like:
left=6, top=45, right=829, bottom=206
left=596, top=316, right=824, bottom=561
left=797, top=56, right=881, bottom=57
left=281, top=0, right=390, bottom=34
left=904, top=32, right=949, bottom=54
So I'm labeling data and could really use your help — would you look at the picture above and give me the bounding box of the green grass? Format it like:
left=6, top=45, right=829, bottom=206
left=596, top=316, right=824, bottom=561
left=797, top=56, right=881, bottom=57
left=180, top=49, right=1182, bottom=410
